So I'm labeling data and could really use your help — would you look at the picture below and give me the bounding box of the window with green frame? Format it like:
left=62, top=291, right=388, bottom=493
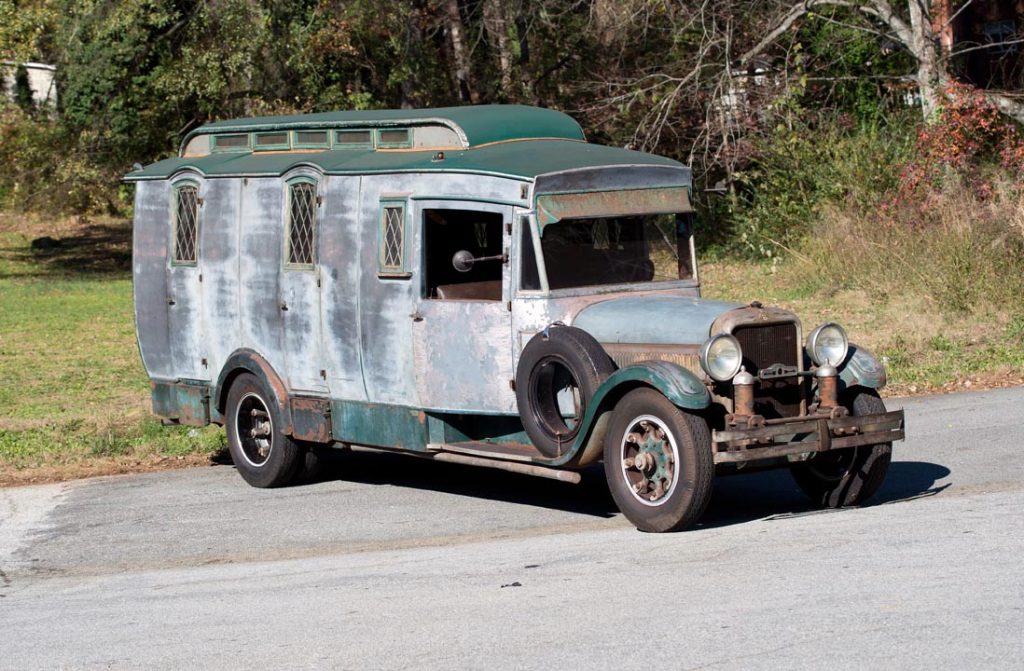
left=172, top=182, right=200, bottom=265
left=286, top=179, right=318, bottom=268
left=376, top=128, right=412, bottom=148
left=378, top=201, right=409, bottom=276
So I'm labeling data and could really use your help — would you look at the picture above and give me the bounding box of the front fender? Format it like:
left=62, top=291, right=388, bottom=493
left=839, top=343, right=887, bottom=391
left=551, top=361, right=710, bottom=467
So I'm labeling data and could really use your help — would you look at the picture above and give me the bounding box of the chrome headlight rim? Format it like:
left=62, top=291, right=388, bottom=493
left=806, top=322, right=849, bottom=367
left=700, top=334, right=743, bottom=382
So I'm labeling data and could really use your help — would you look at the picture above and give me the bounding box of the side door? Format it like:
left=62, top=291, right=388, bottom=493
left=165, top=177, right=207, bottom=380
left=409, top=201, right=517, bottom=414
left=279, top=174, right=327, bottom=393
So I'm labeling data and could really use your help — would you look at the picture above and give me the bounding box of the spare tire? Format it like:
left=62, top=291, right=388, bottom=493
left=516, top=325, right=615, bottom=458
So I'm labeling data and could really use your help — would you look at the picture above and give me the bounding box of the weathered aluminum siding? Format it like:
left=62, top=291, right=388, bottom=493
left=133, top=180, right=173, bottom=379
left=357, top=173, right=524, bottom=411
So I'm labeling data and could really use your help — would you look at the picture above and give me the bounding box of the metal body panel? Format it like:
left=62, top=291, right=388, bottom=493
left=571, top=295, right=741, bottom=345
left=133, top=181, right=172, bottom=379
left=319, top=176, right=366, bottom=400
left=410, top=200, right=516, bottom=414
left=357, top=173, right=524, bottom=410
left=279, top=169, right=328, bottom=393
left=198, top=177, right=242, bottom=385
left=237, top=177, right=286, bottom=386
left=166, top=175, right=207, bottom=379
left=840, top=343, right=888, bottom=390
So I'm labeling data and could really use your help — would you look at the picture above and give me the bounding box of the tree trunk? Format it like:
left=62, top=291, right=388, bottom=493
left=905, top=0, right=944, bottom=120
left=483, top=0, right=514, bottom=96
left=442, top=0, right=480, bottom=104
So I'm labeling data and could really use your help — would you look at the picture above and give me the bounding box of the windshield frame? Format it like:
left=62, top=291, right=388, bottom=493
left=516, top=211, right=700, bottom=298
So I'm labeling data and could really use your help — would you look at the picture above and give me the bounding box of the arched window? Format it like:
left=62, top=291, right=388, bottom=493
left=286, top=178, right=318, bottom=268
left=172, top=182, right=199, bottom=265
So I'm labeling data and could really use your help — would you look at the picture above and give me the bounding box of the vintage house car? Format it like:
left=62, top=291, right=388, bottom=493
left=127, top=105, right=905, bottom=532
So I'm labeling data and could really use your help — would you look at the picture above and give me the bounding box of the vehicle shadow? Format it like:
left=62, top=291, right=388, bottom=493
left=296, top=448, right=620, bottom=519
left=272, top=449, right=950, bottom=528
left=698, top=460, right=951, bottom=530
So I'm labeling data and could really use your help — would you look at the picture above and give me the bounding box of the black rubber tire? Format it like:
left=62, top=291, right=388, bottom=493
left=516, top=325, right=615, bottom=458
left=603, top=388, right=714, bottom=532
left=225, top=373, right=303, bottom=488
left=789, top=388, right=893, bottom=508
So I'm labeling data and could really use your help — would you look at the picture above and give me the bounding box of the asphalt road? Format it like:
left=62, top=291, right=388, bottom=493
left=1, top=387, right=1022, bottom=670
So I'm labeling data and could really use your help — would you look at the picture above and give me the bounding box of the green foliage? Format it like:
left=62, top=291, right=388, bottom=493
left=726, top=115, right=916, bottom=259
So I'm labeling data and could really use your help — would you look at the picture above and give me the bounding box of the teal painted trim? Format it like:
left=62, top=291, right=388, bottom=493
left=332, top=129, right=374, bottom=149
left=180, top=105, right=585, bottom=151
left=151, top=381, right=212, bottom=426
left=376, top=128, right=412, bottom=148
left=291, top=129, right=331, bottom=150
left=211, top=133, right=252, bottom=152
left=331, top=400, right=429, bottom=451
left=377, top=198, right=411, bottom=277
left=253, top=131, right=290, bottom=151
left=549, top=361, right=710, bottom=467
left=409, top=194, right=528, bottom=207
left=839, top=343, right=887, bottom=391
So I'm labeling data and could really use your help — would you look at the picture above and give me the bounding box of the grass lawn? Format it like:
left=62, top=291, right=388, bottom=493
left=0, top=214, right=223, bottom=485
left=0, top=213, right=1021, bottom=485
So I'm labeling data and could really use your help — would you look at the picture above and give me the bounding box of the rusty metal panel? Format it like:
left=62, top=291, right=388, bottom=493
left=133, top=181, right=173, bottom=379
left=151, top=381, right=211, bottom=426
left=536, top=186, right=692, bottom=228
left=331, top=400, right=428, bottom=450
left=290, top=397, right=332, bottom=443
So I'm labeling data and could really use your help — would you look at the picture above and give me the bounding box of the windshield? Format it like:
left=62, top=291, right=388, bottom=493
left=540, top=213, right=695, bottom=291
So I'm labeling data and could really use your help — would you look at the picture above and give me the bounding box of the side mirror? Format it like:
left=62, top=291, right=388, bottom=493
left=452, top=250, right=476, bottom=273
left=452, top=250, right=507, bottom=273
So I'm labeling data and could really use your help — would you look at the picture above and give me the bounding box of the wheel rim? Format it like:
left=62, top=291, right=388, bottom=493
left=618, top=414, right=680, bottom=507
left=234, top=392, right=274, bottom=467
left=529, top=354, right=584, bottom=442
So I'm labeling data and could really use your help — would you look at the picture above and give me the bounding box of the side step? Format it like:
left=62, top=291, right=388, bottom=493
left=427, top=441, right=581, bottom=484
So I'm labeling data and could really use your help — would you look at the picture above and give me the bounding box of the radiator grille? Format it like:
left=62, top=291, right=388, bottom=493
left=732, top=322, right=803, bottom=418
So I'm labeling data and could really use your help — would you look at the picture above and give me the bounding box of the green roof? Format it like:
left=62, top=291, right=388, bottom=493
left=126, top=138, right=687, bottom=182
left=183, top=105, right=586, bottom=149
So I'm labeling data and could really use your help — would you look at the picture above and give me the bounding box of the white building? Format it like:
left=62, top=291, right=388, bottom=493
left=1, top=61, right=58, bottom=108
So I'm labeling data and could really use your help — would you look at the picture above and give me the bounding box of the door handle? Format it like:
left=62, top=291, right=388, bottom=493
left=280, top=302, right=289, bottom=311
left=167, top=298, right=176, bottom=306
left=410, top=311, right=423, bottom=322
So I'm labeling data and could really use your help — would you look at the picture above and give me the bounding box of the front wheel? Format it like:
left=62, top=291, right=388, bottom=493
left=789, top=388, right=892, bottom=508
left=603, top=388, right=714, bottom=532
left=225, top=373, right=303, bottom=488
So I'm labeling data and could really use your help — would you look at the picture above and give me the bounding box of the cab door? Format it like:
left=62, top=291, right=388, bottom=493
left=279, top=175, right=327, bottom=393
left=410, top=201, right=517, bottom=414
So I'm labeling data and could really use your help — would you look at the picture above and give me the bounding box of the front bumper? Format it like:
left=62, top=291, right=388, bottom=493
left=711, top=409, right=905, bottom=464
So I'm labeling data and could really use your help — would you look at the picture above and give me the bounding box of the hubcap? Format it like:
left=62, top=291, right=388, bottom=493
left=235, top=392, right=273, bottom=467
left=619, top=415, right=680, bottom=506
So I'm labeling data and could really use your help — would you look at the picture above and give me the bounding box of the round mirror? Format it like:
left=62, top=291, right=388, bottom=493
left=452, top=250, right=475, bottom=273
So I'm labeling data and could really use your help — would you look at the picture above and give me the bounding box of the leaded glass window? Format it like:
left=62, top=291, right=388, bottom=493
left=286, top=181, right=317, bottom=267
left=379, top=204, right=406, bottom=274
left=172, top=184, right=199, bottom=265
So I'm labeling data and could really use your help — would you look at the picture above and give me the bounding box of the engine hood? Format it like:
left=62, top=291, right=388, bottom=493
left=570, top=295, right=742, bottom=346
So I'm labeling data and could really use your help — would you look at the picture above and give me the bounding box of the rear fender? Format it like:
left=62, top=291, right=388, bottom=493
left=214, top=349, right=292, bottom=430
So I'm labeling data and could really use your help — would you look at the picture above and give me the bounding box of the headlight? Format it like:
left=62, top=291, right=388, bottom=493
left=806, top=322, right=849, bottom=366
left=700, top=334, right=743, bottom=381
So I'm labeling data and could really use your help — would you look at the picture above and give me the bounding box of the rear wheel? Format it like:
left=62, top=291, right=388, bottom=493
left=790, top=388, right=892, bottom=507
left=603, top=388, right=714, bottom=532
left=225, top=373, right=302, bottom=488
